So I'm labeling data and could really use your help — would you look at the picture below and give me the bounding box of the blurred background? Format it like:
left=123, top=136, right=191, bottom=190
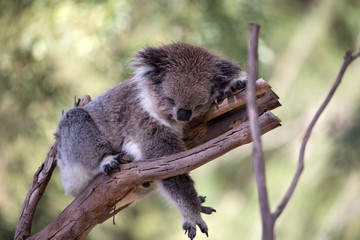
left=1, top=0, right=360, bottom=239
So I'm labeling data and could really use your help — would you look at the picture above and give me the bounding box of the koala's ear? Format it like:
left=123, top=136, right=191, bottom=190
left=132, top=46, right=169, bottom=84
left=132, top=46, right=169, bottom=69
left=215, top=59, right=241, bottom=80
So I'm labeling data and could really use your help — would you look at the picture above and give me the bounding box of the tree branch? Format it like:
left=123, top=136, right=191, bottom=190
left=247, top=23, right=274, bottom=240
left=15, top=142, right=58, bottom=240
left=29, top=110, right=281, bottom=240
left=273, top=49, right=360, bottom=220
left=15, top=95, right=91, bottom=240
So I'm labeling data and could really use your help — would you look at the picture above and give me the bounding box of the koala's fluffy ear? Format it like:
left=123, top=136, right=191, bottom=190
left=215, top=59, right=241, bottom=80
left=132, top=46, right=169, bottom=69
left=132, top=46, right=169, bottom=84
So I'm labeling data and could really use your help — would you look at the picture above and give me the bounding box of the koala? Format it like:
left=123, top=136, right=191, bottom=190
left=55, top=42, right=247, bottom=239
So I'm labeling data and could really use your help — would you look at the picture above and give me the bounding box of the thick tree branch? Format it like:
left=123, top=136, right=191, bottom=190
left=247, top=23, right=274, bottom=240
left=273, top=49, right=360, bottom=220
left=29, top=110, right=281, bottom=240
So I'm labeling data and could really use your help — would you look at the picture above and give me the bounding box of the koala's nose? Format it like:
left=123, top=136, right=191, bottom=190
left=177, top=108, right=192, bottom=122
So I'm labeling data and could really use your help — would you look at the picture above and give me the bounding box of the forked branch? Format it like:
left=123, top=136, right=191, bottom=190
left=246, top=22, right=360, bottom=240
left=273, top=48, right=360, bottom=220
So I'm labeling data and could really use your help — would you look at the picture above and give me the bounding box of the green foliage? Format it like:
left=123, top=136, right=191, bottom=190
left=1, top=0, right=360, bottom=239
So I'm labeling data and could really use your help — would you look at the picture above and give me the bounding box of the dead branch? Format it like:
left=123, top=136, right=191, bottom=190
left=273, top=48, right=360, bottom=220
left=245, top=23, right=360, bottom=240
left=247, top=23, right=274, bottom=240
left=15, top=79, right=281, bottom=240
left=15, top=143, right=57, bottom=240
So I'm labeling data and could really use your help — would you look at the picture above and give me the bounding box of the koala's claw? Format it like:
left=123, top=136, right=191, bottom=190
left=183, top=222, right=196, bottom=240
left=199, top=196, right=216, bottom=215
left=213, top=92, right=223, bottom=104
left=183, top=220, right=209, bottom=240
left=233, top=78, right=247, bottom=90
left=199, top=223, right=209, bottom=237
left=114, top=153, right=133, bottom=164
left=199, top=195, right=207, bottom=203
left=224, top=89, right=232, bottom=98
left=213, top=75, right=247, bottom=104
left=100, top=155, right=123, bottom=175
left=102, top=159, right=120, bottom=175
left=201, top=206, right=216, bottom=215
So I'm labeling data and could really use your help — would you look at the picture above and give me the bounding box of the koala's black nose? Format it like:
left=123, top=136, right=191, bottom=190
left=177, top=108, right=192, bottom=122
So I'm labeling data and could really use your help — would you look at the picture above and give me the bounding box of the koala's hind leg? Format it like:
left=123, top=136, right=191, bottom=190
left=56, top=107, right=116, bottom=196
left=158, top=174, right=215, bottom=240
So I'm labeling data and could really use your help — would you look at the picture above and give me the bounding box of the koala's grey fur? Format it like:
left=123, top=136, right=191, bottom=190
left=56, top=42, right=247, bottom=239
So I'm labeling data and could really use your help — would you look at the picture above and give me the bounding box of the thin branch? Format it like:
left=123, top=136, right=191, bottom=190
left=273, top=49, right=360, bottom=219
left=247, top=23, right=274, bottom=240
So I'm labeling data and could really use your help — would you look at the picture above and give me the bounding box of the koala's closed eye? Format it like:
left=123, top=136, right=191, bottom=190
left=194, top=104, right=205, bottom=112
left=165, top=97, right=175, bottom=106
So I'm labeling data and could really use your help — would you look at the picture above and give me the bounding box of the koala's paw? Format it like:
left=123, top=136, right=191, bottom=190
left=183, top=218, right=209, bottom=240
left=199, top=196, right=216, bottom=215
left=114, top=152, right=133, bottom=164
left=213, top=74, right=248, bottom=104
left=100, top=155, right=121, bottom=175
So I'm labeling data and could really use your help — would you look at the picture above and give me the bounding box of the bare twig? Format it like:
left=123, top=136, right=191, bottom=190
left=247, top=23, right=274, bottom=240
left=273, top=49, right=360, bottom=219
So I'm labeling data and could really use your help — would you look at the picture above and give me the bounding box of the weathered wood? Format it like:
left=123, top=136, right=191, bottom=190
left=15, top=143, right=58, bottom=240
left=202, top=78, right=271, bottom=121
left=184, top=80, right=280, bottom=148
left=29, top=110, right=281, bottom=240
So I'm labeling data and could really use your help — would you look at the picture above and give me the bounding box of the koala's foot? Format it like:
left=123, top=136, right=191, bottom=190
left=199, top=196, right=216, bottom=215
left=183, top=217, right=209, bottom=240
left=181, top=196, right=215, bottom=240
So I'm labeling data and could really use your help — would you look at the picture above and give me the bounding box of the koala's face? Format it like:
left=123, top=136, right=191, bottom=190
left=133, top=43, right=246, bottom=123
left=156, top=69, right=214, bottom=122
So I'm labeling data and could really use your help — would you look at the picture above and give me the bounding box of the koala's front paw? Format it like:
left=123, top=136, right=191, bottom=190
left=213, top=74, right=248, bottom=104
left=100, top=155, right=122, bottom=175
left=100, top=154, right=129, bottom=175
left=199, top=196, right=216, bottom=215
left=183, top=218, right=209, bottom=240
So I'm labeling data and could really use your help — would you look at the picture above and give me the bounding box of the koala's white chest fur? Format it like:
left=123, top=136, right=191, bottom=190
left=122, top=139, right=143, bottom=160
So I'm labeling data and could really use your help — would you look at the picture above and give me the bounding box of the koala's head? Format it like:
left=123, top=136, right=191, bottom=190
left=132, top=43, right=245, bottom=124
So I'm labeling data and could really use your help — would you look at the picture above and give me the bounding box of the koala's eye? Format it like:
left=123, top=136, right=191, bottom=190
left=195, top=104, right=205, bottom=112
left=165, top=97, right=175, bottom=106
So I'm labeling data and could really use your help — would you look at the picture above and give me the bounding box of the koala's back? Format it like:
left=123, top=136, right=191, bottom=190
left=82, top=80, right=140, bottom=152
